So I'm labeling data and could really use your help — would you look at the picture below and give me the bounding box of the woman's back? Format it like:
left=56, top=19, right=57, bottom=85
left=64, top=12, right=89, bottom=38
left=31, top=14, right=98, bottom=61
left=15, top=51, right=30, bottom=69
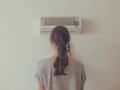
left=34, top=58, right=86, bottom=90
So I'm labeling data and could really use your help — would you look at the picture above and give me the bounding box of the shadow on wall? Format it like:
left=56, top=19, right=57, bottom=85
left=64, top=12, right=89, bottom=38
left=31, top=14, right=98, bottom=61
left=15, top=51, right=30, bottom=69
left=80, top=18, right=97, bottom=34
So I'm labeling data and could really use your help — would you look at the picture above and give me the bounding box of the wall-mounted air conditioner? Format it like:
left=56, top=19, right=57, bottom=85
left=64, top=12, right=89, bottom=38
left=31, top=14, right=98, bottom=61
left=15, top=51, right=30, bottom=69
left=40, top=16, right=81, bottom=34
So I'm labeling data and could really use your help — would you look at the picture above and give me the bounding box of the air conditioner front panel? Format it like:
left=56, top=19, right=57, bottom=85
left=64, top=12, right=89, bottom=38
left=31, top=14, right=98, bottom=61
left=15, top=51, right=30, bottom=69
left=40, top=16, right=81, bottom=33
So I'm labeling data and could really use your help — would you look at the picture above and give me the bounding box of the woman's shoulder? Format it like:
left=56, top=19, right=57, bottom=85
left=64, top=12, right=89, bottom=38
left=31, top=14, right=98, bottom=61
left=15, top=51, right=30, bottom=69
left=70, top=58, right=85, bottom=67
left=37, top=58, right=50, bottom=66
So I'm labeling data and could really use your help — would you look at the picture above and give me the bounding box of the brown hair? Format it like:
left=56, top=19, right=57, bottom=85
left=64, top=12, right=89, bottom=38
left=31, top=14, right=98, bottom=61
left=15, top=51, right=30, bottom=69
left=50, top=26, right=71, bottom=76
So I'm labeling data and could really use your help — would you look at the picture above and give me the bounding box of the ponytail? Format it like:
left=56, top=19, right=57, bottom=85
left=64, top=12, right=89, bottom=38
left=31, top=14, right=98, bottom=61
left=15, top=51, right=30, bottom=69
left=50, top=26, right=70, bottom=76
left=54, top=40, right=69, bottom=76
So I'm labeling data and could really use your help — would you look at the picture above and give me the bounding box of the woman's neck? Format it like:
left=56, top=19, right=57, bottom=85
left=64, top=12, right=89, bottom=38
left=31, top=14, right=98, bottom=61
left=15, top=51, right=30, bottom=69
left=49, top=52, right=74, bottom=62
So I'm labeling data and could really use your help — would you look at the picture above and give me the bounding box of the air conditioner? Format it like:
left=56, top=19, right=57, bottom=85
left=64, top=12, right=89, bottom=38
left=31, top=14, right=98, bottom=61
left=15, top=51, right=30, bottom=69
left=40, top=16, right=81, bottom=34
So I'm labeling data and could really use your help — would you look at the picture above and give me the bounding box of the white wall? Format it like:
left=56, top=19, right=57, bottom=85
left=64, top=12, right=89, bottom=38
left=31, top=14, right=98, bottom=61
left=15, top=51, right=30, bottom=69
left=0, top=0, right=120, bottom=90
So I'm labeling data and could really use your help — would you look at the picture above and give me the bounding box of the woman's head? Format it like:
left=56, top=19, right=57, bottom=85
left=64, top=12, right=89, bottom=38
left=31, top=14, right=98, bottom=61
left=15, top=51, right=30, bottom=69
left=50, top=25, right=71, bottom=76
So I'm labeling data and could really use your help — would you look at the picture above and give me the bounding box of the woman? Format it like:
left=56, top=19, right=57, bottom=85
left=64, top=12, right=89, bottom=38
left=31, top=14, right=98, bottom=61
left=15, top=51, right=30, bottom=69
left=34, top=26, right=86, bottom=90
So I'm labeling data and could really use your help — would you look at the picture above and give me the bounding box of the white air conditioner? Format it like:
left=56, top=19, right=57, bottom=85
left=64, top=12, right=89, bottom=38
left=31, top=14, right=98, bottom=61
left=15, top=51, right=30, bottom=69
left=40, top=16, right=81, bottom=34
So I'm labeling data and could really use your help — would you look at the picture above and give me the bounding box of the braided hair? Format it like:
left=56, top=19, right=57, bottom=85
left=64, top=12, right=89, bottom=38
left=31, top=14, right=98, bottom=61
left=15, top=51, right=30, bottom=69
left=50, top=26, right=71, bottom=76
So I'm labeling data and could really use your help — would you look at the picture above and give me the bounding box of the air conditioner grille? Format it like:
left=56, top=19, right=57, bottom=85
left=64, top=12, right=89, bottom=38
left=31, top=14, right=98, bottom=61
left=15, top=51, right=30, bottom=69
left=41, top=17, right=80, bottom=26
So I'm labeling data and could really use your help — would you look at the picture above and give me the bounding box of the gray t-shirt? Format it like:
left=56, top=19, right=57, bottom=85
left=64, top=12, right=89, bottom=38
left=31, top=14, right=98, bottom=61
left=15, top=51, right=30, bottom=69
left=34, top=58, right=86, bottom=90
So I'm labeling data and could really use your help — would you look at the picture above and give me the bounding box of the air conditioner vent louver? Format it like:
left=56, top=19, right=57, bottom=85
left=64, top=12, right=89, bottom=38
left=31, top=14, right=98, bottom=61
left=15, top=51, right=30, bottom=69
left=40, top=16, right=81, bottom=33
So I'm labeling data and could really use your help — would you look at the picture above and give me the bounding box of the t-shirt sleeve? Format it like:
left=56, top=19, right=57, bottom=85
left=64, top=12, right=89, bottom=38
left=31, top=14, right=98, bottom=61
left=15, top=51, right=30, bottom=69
left=34, top=61, right=44, bottom=85
left=81, top=65, right=86, bottom=86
